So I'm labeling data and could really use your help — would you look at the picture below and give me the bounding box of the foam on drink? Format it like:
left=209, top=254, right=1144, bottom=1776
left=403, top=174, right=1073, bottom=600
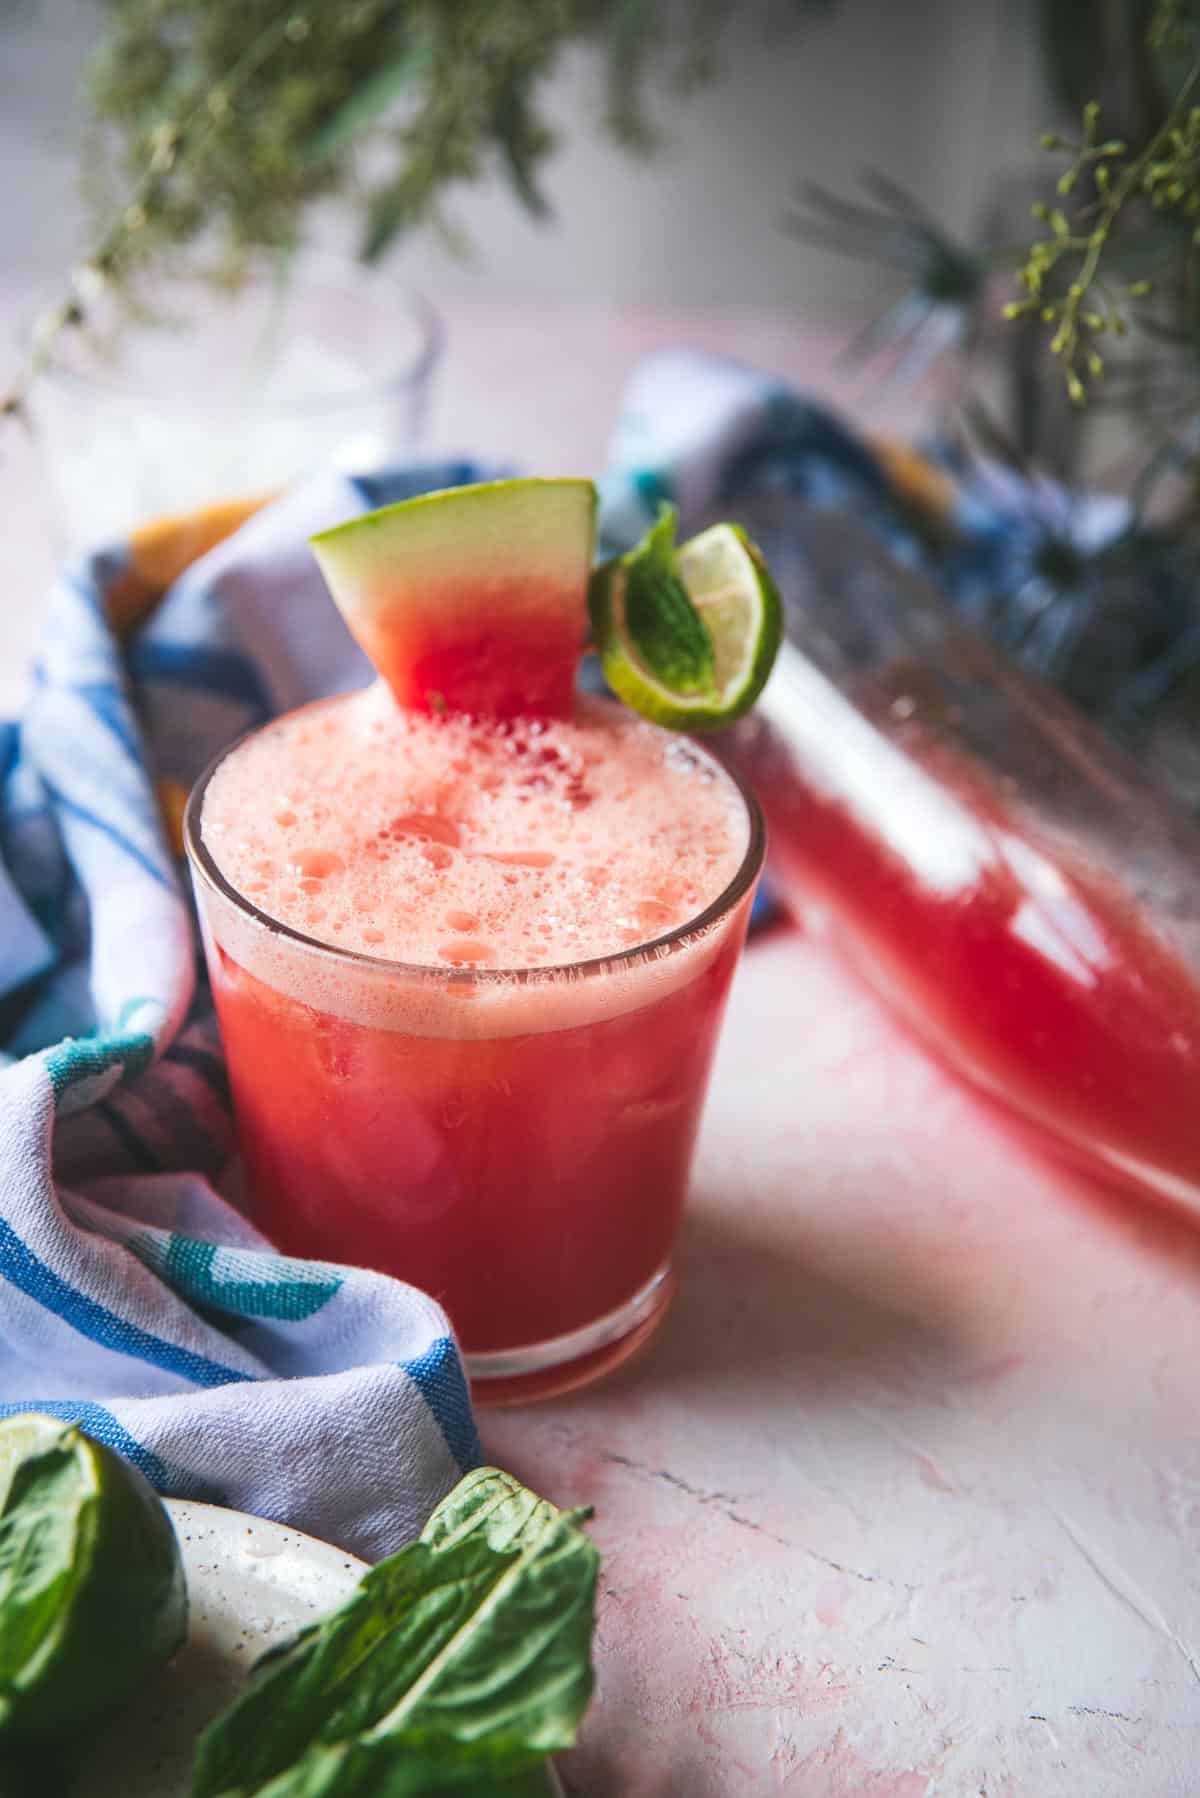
left=201, top=682, right=749, bottom=975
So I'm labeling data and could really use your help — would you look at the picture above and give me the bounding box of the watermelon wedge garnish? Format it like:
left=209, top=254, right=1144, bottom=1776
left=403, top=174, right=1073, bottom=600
left=310, top=478, right=597, bottom=719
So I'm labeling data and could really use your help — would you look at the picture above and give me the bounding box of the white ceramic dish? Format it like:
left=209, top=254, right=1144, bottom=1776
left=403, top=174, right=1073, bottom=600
left=60, top=1498, right=566, bottom=1798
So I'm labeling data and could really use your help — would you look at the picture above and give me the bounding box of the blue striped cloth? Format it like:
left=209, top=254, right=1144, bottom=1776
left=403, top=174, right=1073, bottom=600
left=0, top=465, right=486, bottom=1562
left=0, top=347, right=982, bottom=1559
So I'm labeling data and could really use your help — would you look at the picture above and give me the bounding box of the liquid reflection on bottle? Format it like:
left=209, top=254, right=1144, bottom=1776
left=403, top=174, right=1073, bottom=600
left=762, top=644, right=1114, bottom=988
left=719, top=504, right=1200, bottom=1212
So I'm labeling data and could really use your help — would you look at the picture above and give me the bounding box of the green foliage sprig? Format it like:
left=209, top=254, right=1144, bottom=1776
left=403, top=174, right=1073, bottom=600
left=0, top=0, right=810, bottom=430
left=82, top=0, right=744, bottom=278
left=1010, top=0, right=1200, bottom=401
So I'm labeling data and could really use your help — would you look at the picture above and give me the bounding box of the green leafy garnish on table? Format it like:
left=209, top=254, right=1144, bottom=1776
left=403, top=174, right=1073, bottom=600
left=191, top=1466, right=599, bottom=1798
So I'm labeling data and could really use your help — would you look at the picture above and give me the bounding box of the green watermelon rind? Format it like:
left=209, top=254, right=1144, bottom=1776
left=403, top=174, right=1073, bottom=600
left=310, top=478, right=598, bottom=589
left=309, top=477, right=599, bottom=718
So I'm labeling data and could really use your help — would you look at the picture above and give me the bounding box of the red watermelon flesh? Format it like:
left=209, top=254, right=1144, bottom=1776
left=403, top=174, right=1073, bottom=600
left=310, top=479, right=597, bottom=720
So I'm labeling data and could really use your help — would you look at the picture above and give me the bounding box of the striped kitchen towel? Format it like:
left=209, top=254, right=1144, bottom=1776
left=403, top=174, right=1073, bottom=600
left=0, top=463, right=486, bottom=1563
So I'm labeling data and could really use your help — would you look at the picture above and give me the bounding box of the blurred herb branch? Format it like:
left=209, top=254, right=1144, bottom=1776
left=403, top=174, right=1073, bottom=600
left=81, top=0, right=746, bottom=277
left=1007, top=24, right=1200, bottom=401
left=1, top=0, right=813, bottom=427
left=1004, top=0, right=1200, bottom=413
left=788, top=1, right=1200, bottom=436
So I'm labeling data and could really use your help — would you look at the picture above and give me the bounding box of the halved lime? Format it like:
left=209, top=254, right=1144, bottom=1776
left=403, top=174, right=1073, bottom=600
left=588, top=507, right=783, bottom=730
left=0, top=1413, right=186, bottom=1743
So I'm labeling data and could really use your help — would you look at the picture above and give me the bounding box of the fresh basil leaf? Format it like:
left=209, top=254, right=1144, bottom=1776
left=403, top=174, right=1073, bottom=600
left=191, top=1469, right=598, bottom=1798
left=619, top=506, right=716, bottom=696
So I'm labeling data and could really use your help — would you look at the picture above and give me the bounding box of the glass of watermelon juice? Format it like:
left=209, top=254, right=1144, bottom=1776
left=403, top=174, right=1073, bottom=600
left=185, top=481, right=765, bottom=1403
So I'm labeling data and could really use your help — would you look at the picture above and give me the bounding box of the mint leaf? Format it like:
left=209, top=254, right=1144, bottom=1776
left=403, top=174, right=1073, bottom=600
left=191, top=1469, right=598, bottom=1798
left=619, top=506, right=716, bottom=696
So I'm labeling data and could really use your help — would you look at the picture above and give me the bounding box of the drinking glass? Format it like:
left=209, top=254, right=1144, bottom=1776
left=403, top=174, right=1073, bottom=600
left=186, top=717, right=763, bottom=1405
left=26, top=252, right=440, bottom=550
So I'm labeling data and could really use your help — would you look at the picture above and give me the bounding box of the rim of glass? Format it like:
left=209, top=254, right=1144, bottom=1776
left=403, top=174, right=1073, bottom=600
left=183, top=701, right=766, bottom=989
left=28, top=252, right=443, bottom=416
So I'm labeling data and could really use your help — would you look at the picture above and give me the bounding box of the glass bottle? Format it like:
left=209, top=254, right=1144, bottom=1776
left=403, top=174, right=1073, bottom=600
left=719, top=496, right=1200, bottom=1212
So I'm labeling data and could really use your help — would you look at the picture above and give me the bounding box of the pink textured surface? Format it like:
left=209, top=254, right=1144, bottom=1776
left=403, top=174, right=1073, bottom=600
left=3, top=290, right=1197, bottom=1793
left=488, top=927, right=1200, bottom=1796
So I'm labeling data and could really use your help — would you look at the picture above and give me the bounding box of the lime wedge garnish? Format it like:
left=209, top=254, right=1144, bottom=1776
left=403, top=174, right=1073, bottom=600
left=588, top=506, right=783, bottom=730
left=0, top=1412, right=186, bottom=1743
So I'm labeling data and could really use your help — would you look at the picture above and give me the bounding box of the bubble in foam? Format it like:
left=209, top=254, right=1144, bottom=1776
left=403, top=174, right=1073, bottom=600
left=636, top=899, right=675, bottom=931
left=393, top=813, right=460, bottom=847
left=290, top=847, right=345, bottom=879
left=483, top=850, right=556, bottom=869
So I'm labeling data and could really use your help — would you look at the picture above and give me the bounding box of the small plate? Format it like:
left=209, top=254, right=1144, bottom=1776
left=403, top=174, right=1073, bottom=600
left=62, top=1498, right=566, bottom=1797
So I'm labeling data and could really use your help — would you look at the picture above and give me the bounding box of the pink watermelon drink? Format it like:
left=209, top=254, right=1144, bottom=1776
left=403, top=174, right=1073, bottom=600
left=186, top=481, right=765, bottom=1402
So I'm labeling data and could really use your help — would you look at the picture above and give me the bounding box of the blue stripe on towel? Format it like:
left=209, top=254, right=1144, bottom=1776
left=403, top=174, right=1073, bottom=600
left=0, top=1218, right=251, bottom=1389
left=40, top=778, right=176, bottom=893
left=0, top=1398, right=171, bottom=1488
left=403, top=1335, right=481, bottom=1471
left=129, top=641, right=273, bottom=718
left=72, top=681, right=141, bottom=760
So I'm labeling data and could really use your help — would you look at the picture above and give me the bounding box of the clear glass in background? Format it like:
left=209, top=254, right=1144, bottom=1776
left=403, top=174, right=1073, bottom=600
left=185, top=720, right=764, bottom=1406
left=719, top=497, right=1200, bottom=1216
left=25, top=252, right=440, bottom=551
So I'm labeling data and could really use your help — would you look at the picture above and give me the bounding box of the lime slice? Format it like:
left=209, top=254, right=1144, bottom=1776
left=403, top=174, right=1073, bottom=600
left=588, top=506, right=783, bottom=730
left=0, top=1413, right=186, bottom=1743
